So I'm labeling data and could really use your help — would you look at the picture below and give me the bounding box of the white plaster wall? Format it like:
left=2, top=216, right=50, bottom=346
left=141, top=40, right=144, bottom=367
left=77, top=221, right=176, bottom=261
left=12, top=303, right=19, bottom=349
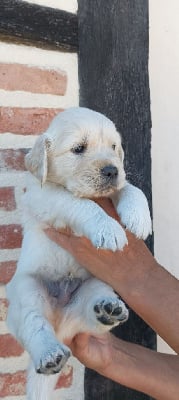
left=149, top=1, right=179, bottom=353
left=0, top=1, right=84, bottom=399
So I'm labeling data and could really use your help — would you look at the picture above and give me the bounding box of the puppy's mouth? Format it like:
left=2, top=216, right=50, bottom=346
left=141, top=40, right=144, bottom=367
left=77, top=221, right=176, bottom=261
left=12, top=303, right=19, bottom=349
left=88, top=176, right=123, bottom=198
left=67, top=179, right=120, bottom=199
left=94, top=182, right=119, bottom=197
left=93, top=165, right=121, bottom=197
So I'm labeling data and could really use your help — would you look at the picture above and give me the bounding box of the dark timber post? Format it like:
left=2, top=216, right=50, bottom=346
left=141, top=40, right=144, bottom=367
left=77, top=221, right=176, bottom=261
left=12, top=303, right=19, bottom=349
left=78, top=1, right=156, bottom=399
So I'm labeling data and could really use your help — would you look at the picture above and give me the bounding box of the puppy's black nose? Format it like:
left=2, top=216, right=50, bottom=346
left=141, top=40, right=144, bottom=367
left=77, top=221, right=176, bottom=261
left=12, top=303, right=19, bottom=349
left=101, top=165, right=118, bottom=179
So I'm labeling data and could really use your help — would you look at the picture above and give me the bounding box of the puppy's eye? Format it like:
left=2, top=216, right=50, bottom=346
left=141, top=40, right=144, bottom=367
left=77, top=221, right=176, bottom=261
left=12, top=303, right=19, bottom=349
left=112, top=144, right=116, bottom=151
left=72, top=144, right=86, bottom=154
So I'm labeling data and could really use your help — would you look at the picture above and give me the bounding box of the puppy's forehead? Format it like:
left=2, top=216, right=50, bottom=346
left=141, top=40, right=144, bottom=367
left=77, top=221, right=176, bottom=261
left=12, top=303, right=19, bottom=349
left=46, top=107, right=121, bottom=146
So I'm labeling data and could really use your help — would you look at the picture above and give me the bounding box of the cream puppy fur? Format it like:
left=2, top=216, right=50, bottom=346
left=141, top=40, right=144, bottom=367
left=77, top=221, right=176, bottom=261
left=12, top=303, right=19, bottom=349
left=6, top=107, right=151, bottom=400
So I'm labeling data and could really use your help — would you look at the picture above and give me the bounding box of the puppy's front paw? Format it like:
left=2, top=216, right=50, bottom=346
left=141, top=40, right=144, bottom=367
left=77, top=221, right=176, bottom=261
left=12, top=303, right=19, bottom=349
left=36, top=343, right=71, bottom=375
left=94, top=297, right=128, bottom=327
left=89, top=216, right=128, bottom=251
left=116, top=184, right=152, bottom=240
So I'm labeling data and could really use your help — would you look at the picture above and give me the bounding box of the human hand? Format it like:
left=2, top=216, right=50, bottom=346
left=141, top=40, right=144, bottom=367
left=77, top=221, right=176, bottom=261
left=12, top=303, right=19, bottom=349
left=45, top=198, right=155, bottom=298
left=65, top=332, right=115, bottom=375
left=66, top=331, right=179, bottom=400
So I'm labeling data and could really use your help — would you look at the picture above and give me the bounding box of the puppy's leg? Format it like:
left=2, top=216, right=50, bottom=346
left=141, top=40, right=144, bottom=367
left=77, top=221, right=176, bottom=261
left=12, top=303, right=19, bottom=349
left=25, top=188, right=128, bottom=251
left=6, top=275, right=71, bottom=375
left=57, top=278, right=128, bottom=341
left=112, top=183, right=152, bottom=240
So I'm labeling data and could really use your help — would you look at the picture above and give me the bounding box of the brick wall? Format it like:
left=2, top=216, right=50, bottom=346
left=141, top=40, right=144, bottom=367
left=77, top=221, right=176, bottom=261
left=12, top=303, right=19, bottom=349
left=0, top=1, right=84, bottom=399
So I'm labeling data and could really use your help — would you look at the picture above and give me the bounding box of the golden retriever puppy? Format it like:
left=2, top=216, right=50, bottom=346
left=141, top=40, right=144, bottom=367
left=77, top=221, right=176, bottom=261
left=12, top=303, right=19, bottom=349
left=6, top=107, right=151, bottom=400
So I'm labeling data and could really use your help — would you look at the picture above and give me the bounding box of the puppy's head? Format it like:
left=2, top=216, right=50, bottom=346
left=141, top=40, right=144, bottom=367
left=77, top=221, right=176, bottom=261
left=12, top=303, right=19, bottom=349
left=25, top=107, right=126, bottom=197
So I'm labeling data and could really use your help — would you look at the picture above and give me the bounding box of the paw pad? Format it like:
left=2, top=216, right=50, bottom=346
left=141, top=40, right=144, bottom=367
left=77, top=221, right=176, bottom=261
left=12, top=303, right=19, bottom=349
left=94, top=298, right=128, bottom=326
left=36, top=345, right=71, bottom=375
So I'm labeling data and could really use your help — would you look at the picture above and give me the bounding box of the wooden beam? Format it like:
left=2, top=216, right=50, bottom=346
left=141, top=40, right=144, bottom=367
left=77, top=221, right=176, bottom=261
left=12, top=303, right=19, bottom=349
left=78, top=1, right=156, bottom=399
left=0, top=0, right=78, bottom=52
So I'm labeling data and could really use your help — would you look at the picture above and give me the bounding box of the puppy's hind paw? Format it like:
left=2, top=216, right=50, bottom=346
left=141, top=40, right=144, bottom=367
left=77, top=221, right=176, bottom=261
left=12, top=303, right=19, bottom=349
left=36, top=343, right=71, bottom=375
left=94, top=297, right=129, bottom=327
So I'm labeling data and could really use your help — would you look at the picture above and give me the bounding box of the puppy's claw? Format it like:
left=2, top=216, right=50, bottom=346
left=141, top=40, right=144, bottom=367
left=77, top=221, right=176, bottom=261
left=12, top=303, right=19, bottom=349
left=91, top=216, right=128, bottom=251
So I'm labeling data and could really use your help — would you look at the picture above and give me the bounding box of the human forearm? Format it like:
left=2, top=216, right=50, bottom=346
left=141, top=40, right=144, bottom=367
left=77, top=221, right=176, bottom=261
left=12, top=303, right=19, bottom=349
left=99, top=335, right=179, bottom=400
left=108, top=245, right=179, bottom=353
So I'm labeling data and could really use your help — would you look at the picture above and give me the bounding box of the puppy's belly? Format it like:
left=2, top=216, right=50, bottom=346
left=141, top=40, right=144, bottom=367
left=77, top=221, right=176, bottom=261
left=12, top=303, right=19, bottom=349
left=41, top=277, right=80, bottom=333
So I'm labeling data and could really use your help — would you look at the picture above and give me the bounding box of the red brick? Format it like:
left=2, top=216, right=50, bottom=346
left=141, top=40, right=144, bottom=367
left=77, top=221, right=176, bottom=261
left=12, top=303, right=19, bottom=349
left=0, top=371, right=26, bottom=397
left=56, top=366, right=73, bottom=389
left=0, top=107, right=63, bottom=135
left=0, top=224, right=22, bottom=249
left=0, top=261, right=17, bottom=284
left=0, top=334, right=24, bottom=357
left=0, top=149, right=26, bottom=171
left=0, top=63, right=67, bottom=95
left=0, top=299, right=8, bottom=321
left=0, top=187, right=16, bottom=211
left=0, top=367, right=73, bottom=397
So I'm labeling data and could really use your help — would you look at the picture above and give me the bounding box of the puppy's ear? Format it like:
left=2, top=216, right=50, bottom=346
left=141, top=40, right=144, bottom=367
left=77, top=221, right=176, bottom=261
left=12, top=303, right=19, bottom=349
left=25, top=135, right=52, bottom=185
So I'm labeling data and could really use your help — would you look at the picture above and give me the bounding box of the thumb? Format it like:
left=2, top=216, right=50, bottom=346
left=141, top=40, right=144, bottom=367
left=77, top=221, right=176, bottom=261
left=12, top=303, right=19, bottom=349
left=70, top=333, right=91, bottom=354
left=63, top=333, right=89, bottom=355
left=73, top=333, right=90, bottom=349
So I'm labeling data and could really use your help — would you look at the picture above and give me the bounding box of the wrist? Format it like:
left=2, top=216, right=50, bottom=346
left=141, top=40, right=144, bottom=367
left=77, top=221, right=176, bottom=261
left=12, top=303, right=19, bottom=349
left=96, top=335, right=127, bottom=375
left=97, top=335, right=136, bottom=385
left=109, top=240, right=157, bottom=305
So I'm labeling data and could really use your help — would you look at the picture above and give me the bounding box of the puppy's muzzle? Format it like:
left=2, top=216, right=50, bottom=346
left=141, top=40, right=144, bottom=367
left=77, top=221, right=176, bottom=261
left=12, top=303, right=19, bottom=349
left=100, top=165, right=118, bottom=183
